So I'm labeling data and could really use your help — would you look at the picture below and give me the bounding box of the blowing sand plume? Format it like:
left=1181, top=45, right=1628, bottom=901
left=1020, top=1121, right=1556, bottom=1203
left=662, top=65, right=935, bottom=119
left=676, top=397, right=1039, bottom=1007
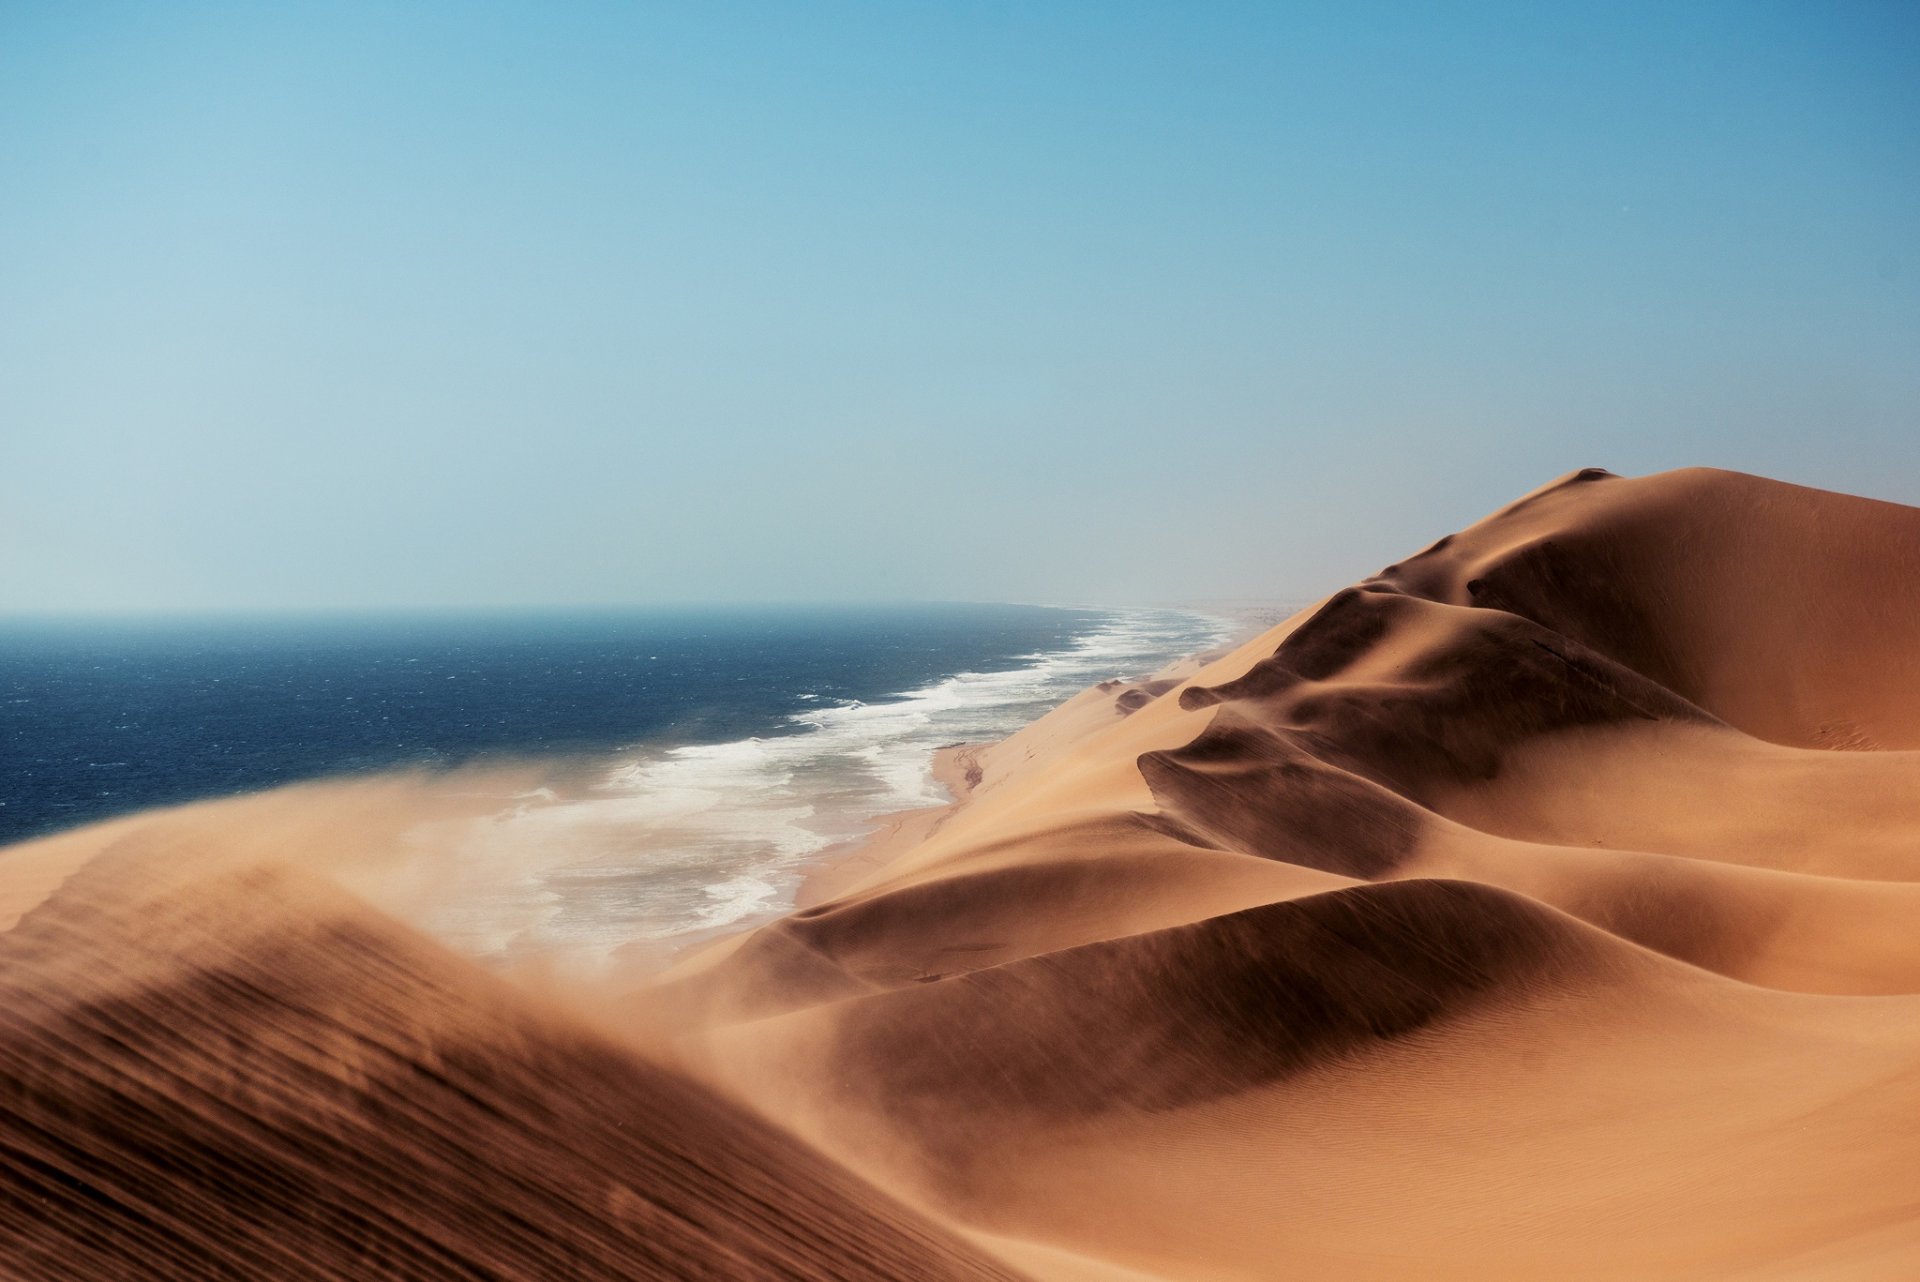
left=6, top=466, right=1920, bottom=1280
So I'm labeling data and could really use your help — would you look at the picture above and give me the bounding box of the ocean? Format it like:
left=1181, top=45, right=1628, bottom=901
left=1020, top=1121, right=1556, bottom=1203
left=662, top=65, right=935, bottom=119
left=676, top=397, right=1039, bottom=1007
left=1, top=603, right=1232, bottom=960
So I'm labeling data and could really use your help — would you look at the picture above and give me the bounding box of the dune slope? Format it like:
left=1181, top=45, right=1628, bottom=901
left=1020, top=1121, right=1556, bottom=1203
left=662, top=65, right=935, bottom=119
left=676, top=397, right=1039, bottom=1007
left=679, top=467, right=1920, bottom=1280
left=0, top=849, right=1021, bottom=1281
left=6, top=465, right=1919, bottom=1281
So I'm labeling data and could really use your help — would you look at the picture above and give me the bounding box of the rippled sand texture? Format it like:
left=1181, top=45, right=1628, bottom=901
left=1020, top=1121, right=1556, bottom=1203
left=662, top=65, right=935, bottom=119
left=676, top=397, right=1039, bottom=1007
left=672, top=467, right=1920, bottom=1281
left=0, top=830, right=1021, bottom=1280
left=5, top=466, right=1919, bottom=1280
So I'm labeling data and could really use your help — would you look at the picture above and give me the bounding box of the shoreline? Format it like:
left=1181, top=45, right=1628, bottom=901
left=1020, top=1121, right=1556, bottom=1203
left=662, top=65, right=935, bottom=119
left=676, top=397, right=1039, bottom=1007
left=18, top=469, right=1920, bottom=1279
left=653, top=468, right=1920, bottom=1280
left=0, top=601, right=1219, bottom=853
left=672, top=605, right=1260, bottom=946
left=790, top=742, right=985, bottom=910
left=774, top=620, right=1261, bottom=924
left=0, top=604, right=1259, bottom=980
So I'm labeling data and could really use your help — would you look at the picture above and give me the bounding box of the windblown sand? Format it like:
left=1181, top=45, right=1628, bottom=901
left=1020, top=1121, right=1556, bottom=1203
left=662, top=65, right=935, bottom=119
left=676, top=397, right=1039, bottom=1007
left=4, top=466, right=1918, bottom=1279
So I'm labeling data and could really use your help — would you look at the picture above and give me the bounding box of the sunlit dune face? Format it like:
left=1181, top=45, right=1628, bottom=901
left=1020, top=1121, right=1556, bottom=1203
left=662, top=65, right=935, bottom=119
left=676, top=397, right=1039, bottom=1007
left=9, top=467, right=1920, bottom=1281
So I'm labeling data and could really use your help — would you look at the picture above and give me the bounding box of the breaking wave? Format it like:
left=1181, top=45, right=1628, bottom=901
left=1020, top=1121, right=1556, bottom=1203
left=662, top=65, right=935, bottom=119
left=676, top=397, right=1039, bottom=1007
left=421, top=608, right=1233, bottom=965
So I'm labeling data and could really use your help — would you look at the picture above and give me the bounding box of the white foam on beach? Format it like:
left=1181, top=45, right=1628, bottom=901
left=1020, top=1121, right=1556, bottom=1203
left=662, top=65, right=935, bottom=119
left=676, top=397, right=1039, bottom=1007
left=422, top=607, right=1236, bottom=967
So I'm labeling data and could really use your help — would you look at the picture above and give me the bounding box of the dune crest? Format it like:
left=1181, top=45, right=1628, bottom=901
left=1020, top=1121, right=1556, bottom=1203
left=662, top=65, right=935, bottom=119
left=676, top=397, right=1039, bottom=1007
left=0, top=809, right=1021, bottom=1279
left=6, top=466, right=1920, bottom=1279
left=677, top=467, right=1920, bottom=1280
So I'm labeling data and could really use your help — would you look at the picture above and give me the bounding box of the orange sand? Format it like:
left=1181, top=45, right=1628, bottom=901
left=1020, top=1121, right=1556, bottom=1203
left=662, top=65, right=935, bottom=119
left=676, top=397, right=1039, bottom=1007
left=4, top=466, right=1918, bottom=1279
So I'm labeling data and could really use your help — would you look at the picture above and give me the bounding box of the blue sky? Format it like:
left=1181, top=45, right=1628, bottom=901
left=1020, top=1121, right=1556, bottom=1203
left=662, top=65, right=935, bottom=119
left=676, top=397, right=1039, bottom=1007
left=2, top=1, right=1916, bottom=611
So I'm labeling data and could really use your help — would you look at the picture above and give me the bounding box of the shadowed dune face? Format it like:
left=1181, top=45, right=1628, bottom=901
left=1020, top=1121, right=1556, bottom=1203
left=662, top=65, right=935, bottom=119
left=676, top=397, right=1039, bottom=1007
left=1139, top=717, right=1427, bottom=877
left=823, top=880, right=1601, bottom=1127
left=1161, top=586, right=1717, bottom=800
left=675, top=467, right=1920, bottom=1280
left=741, top=834, right=1200, bottom=994
left=12, top=465, right=1920, bottom=1281
left=1108, top=677, right=1181, bottom=715
left=1377, top=467, right=1920, bottom=748
left=0, top=854, right=1023, bottom=1282
left=651, top=813, right=1347, bottom=1026
left=1135, top=585, right=1715, bottom=875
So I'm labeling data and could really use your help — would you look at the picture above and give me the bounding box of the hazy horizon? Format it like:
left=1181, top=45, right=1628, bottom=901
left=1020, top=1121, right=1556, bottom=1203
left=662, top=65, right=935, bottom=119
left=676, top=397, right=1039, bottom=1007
left=5, top=2, right=1917, bottom=614
left=0, top=596, right=1283, bottom=622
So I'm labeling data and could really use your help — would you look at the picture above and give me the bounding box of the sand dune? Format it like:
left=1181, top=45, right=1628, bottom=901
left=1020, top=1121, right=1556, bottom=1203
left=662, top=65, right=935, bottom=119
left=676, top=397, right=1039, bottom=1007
left=5, top=466, right=1919, bottom=1279
left=677, top=467, right=1920, bottom=1279
left=0, top=816, right=1020, bottom=1280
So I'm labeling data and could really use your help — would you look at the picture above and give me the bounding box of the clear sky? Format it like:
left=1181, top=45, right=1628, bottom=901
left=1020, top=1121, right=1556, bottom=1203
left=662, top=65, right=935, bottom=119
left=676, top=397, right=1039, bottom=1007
left=3, top=1, right=1916, bottom=612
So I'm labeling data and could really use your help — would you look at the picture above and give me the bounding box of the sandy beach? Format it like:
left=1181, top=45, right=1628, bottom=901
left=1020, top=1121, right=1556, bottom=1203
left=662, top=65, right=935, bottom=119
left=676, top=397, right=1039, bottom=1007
left=4, top=465, right=1920, bottom=1279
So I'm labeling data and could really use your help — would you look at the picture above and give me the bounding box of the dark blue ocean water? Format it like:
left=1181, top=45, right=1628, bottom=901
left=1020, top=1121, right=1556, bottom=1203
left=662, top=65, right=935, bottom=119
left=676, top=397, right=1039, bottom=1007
left=2, top=603, right=1235, bottom=957
left=0, top=604, right=1132, bottom=846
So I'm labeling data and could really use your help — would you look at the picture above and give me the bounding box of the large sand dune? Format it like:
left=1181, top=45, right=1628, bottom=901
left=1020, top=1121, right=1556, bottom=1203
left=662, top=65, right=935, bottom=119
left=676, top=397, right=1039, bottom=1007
left=0, top=834, right=1022, bottom=1280
left=4, top=466, right=1918, bottom=1279
left=674, top=467, right=1920, bottom=1279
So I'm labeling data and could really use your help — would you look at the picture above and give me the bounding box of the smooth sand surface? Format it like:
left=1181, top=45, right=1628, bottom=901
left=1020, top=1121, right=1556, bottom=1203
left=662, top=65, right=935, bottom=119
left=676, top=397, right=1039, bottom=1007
left=4, top=466, right=1918, bottom=1279
left=668, top=467, right=1920, bottom=1280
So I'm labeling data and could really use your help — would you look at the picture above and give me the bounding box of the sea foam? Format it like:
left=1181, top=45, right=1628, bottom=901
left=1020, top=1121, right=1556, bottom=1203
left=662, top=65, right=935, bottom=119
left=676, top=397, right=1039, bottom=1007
left=424, top=607, right=1234, bottom=966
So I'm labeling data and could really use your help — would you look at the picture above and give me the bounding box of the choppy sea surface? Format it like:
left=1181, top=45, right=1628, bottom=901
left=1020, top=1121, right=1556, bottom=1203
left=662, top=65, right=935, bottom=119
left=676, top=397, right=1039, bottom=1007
left=1, top=604, right=1233, bottom=959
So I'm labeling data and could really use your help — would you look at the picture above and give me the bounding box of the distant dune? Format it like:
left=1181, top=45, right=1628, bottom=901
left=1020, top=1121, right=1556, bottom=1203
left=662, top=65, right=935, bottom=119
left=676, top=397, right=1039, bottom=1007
left=5, top=466, right=1920, bottom=1279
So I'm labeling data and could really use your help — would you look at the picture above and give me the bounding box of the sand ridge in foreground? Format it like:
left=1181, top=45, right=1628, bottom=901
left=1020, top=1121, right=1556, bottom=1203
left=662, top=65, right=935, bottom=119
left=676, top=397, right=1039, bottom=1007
left=4, top=465, right=1920, bottom=1280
